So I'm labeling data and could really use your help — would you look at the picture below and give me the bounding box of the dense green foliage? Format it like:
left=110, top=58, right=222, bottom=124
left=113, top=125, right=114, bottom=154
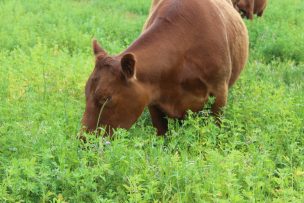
left=0, top=0, right=303, bottom=202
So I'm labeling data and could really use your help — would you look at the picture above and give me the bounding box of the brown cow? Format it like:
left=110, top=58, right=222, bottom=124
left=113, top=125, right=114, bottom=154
left=81, top=0, right=249, bottom=136
left=237, top=0, right=268, bottom=20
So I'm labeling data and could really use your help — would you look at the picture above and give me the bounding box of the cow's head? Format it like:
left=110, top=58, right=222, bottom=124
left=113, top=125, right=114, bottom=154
left=81, top=40, right=148, bottom=136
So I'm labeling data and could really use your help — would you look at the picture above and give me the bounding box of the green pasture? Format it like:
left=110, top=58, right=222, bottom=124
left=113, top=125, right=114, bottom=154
left=0, top=0, right=303, bottom=202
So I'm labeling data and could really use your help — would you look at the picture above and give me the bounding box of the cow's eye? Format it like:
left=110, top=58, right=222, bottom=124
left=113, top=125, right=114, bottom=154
left=91, top=76, right=99, bottom=84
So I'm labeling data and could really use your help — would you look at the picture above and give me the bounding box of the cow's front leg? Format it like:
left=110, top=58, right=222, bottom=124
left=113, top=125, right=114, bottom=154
left=148, top=105, right=168, bottom=136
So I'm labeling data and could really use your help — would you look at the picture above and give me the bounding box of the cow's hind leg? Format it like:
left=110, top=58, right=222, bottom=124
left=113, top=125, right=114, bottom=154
left=211, top=83, right=228, bottom=124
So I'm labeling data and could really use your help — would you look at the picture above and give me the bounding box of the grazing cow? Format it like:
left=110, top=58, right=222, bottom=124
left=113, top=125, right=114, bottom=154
left=237, top=0, right=268, bottom=20
left=81, top=0, right=249, bottom=136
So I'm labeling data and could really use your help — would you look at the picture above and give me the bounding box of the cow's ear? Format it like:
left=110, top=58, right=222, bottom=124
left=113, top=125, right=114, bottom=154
left=92, top=39, right=107, bottom=59
left=121, top=53, right=136, bottom=79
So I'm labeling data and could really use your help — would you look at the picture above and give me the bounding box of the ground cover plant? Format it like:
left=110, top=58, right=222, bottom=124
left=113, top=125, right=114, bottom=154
left=0, top=0, right=303, bottom=202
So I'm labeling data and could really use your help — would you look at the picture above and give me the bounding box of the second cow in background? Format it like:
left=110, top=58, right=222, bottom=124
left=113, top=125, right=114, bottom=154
left=237, top=0, right=268, bottom=20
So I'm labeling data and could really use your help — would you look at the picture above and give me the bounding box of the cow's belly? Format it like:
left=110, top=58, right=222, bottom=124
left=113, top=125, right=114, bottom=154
left=158, top=91, right=209, bottom=119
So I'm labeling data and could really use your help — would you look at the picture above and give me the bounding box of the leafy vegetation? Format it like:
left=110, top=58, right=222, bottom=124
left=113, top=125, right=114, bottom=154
left=0, top=0, right=303, bottom=202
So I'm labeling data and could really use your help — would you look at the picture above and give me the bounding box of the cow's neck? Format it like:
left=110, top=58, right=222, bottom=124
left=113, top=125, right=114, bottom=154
left=123, top=23, right=184, bottom=106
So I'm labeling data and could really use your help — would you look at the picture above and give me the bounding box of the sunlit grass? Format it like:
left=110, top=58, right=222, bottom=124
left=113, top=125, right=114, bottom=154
left=0, top=0, right=303, bottom=202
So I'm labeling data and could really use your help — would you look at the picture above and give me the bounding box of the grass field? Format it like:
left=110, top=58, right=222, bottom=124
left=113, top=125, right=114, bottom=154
left=0, top=0, right=303, bottom=202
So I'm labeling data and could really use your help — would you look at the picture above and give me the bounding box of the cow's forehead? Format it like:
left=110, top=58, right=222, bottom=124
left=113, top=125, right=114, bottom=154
left=98, top=56, right=116, bottom=66
left=95, top=56, right=121, bottom=74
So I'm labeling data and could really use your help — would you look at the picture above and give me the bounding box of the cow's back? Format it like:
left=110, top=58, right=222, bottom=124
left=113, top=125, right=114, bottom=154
left=144, top=0, right=248, bottom=87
